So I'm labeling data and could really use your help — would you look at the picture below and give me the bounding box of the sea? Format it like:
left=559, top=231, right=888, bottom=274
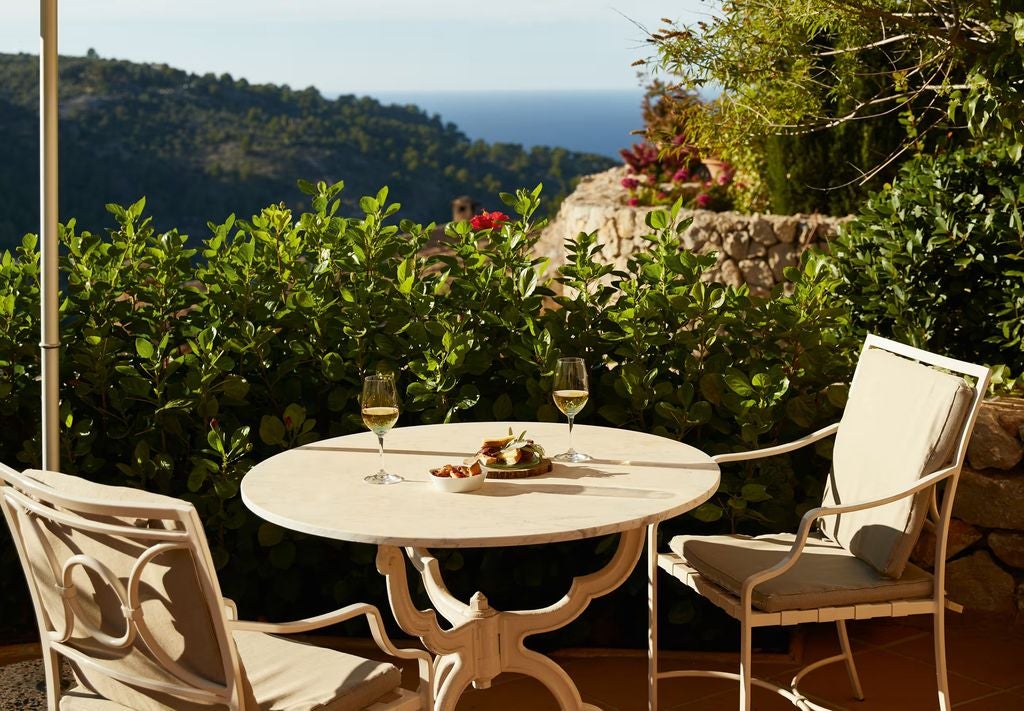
left=358, top=90, right=646, bottom=160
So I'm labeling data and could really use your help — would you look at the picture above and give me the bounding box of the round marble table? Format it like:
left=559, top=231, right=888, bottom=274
left=241, top=421, right=719, bottom=710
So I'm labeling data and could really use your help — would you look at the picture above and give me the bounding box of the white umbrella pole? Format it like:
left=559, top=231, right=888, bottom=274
left=40, top=0, right=60, bottom=471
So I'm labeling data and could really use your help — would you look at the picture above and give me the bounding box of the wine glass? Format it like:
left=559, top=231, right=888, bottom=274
left=361, top=374, right=402, bottom=484
left=552, top=357, right=592, bottom=463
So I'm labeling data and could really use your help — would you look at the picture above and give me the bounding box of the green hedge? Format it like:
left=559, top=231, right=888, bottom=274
left=0, top=182, right=856, bottom=647
left=833, top=142, right=1024, bottom=382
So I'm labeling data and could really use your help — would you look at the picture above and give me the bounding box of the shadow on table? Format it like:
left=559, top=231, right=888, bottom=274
left=585, top=458, right=718, bottom=471
left=301, top=445, right=477, bottom=458
left=300, top=446, right=719, bottom=473
left=475, top=480, right=676, bottom=500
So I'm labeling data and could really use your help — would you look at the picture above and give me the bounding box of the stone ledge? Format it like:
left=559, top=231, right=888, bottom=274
left=538, top=167, right=848, bottom=296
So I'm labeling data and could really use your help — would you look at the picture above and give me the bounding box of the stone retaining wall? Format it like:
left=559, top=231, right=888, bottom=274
left=913, top=397, right=1024, bottom=621
left=538, top=168, right=848, bottom=295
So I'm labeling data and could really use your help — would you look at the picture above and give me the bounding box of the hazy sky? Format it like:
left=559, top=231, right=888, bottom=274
left=2, top=1, right=716, bottom=93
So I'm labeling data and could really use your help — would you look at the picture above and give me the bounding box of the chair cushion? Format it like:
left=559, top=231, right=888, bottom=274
left=61, top=688, right=135, bottom=710
left=60, top=633, right=402, bottom=711
left=669, top=533, right=933, bottom=613
left=234, top=630, right=402, bottom=711
left=821, top=348, right=972, bottom=578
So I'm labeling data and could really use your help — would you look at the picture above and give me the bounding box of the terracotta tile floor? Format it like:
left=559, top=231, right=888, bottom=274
left=439, top=615, right=1024, bottom=710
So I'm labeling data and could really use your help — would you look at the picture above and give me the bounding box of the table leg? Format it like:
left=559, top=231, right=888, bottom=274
left=376, top=527, right=646, bottom=711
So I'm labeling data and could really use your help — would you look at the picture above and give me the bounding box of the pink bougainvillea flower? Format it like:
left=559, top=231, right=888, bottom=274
left=695, top=193, right=712, bottom=208
left=621, top=177, right=639, bottom=189
left=470, top=210, right=510, bottom=230
left=717, top=172, right=731, bottom=185
left=627, top=197, right=640, bottom=207
left=672, top=169, right=690, bottom=183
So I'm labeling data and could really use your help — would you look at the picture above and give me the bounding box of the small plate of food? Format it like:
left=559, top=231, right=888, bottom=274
left=429, top=461, right=485, bottom=492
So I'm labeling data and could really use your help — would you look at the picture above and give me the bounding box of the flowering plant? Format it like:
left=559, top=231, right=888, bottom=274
left=619, top=141, right=733, bottom=211
left=470, top=210, right=510, bottom=230
left=619, top=82, right=735, bottom=210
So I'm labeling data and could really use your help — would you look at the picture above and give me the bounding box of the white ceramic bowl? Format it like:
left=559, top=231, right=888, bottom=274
left=429, top=471, right=486, bottom=493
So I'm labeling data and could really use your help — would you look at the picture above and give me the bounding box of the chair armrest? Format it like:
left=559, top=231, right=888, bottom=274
left=223, top=597, right=238, bottom=621
left=801, top=464, right=958, bottom=524
left=230, top=603, right=434, bottom=708
left=740, top=464, right=959, bottom=600
left=712, top=423, right=839, bottom=465
left=229, top=602, right=432, bottom=665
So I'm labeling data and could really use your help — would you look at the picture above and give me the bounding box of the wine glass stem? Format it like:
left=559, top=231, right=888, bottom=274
left=567, top=416, right=575, bottom=454
left=377, top=434, right=385, bottom=473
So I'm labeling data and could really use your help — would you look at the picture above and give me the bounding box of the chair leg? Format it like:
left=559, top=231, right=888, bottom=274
left=739, top=617, right=752, bottom=711
left=934, top=610, right=951, bottom=711
left=42, top=646, right=61, bottom=711
left=836, top=620, right=865, bottom=700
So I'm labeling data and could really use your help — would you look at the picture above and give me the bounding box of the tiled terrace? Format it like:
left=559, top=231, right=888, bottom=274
left=3, top=613, right=1020, bottom=709
left=452, top=615, right=1024, bottom=710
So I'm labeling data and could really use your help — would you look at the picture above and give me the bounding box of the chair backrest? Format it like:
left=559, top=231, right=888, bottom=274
left=0, top=465, right=252, bottom=710
left=820, top=334, right=990, bottom=578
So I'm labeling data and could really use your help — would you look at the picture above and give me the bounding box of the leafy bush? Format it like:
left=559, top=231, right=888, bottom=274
left=0, top=184, right=856, bottom=647
left=832, top=143, right=1024, bottom=381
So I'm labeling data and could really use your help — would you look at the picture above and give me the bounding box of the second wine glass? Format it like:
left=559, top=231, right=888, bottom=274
left=361, top=374, right=402, bottom=484
left=552, top=357, right=592, bottom=463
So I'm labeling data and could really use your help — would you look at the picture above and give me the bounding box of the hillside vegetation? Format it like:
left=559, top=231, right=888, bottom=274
left=0, top=52, right=615, bottom=248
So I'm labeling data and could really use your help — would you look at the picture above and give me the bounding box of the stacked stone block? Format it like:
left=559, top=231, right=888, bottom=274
left=920, top=397, right=1024, bottom=621
left=537, top=168, right=846, bottom=295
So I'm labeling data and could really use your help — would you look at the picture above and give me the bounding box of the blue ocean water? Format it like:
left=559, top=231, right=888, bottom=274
left=368, top=90, right=645, bottom=159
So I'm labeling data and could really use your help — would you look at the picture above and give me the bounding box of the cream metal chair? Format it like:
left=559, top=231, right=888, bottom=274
left=648, top=334, right=991, bottom=711
left=0, top=465, right=432, bottom=710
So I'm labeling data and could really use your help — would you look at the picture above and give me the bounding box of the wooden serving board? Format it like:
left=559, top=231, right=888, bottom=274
left=483, top=458, right=552, bottom=479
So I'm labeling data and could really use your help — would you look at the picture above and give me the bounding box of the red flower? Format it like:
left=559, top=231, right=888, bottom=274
left=621, top=177, right=639, bottom=190
left=695, top=193, right=712, bottom=208
left=672, top=168, right=690, bottom=183
left=627, top=197, right=640, bottom=207
left=470, top=211, right=510, bottom=230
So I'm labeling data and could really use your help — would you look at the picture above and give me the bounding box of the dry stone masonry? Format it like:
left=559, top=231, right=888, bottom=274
left=913, top=397, right=1024, bottom=621
left=537, top=168, right=848, bottom=295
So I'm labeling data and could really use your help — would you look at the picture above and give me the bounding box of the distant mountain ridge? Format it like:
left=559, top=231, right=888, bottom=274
left=0, top=53, right=616, bottom=249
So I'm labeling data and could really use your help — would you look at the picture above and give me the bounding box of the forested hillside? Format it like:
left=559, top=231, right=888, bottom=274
left=0, top=53, right=615, bottom=248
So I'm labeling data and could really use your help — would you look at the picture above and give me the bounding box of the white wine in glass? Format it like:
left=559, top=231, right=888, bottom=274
left=361, top=374, right=402, bottom=484
left=552, top=357, right=592, bottom=463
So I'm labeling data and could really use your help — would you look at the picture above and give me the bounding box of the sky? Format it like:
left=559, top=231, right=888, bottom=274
left=1, top=0, right=716, bottom=94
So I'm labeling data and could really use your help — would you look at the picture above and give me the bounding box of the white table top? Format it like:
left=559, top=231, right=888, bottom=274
left=241, top=421, right=719, bottom=548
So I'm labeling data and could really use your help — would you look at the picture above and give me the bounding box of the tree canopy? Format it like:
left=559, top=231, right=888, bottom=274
left=646, top=0, right=1024, bottom=210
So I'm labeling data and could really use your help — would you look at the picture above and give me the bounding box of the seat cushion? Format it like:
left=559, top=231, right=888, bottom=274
left=61, top=688, right=135, bottom=710
left=235, top=630, right=402, bottom=710
left=822, top=348, right=972, bottom=578
left=62, top=633, right=402, bottom=710
left=669, top=533, right=933, bottom=613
